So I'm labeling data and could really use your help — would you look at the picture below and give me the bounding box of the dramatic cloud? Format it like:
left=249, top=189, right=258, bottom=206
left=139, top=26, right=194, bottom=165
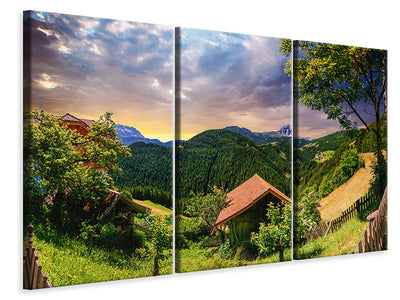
left=24, top=11, right=174, bottom=141
left=178, top=28, right=291, bottom=139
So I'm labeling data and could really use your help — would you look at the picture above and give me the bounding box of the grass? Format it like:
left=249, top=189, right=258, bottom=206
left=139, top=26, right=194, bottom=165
left=176, top=243, right=291, bottom=273
left=31, top=226, right=172, bottom=287
left=134, top=199, right=172, bottom=216
left=295, top=217, right=368, bottom=260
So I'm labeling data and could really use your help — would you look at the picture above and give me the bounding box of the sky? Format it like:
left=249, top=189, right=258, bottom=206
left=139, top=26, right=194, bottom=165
left=177, top=28, right=292, bottom=141
left=24, top=11, right=174, bottom=142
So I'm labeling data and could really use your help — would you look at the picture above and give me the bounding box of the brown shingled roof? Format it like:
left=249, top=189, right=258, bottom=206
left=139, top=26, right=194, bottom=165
left=211, top=174, right=290, bottom=233
left=60, top=113, right=94, bottom=127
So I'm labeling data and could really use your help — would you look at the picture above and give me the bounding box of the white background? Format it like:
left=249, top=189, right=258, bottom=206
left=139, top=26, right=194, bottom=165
left=2, top=0, right=399, bottom=299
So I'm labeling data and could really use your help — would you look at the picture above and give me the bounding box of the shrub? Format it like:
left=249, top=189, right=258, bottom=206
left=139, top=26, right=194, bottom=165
left=251, top=202, right=291, bottom=260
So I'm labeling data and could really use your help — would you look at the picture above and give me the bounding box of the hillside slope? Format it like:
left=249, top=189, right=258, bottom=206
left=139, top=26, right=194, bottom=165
left=318, top=152, right=375, bottom=221
left=176, top=129, right=291, bottom=203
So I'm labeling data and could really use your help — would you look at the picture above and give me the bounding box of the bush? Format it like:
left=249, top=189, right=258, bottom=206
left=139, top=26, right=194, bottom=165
left=217, top=241, right=234, bottom=259
left=251, top=202, right=291, bottom=260
left=79, top=221, right=145, bottom=253
left=340, top=149, right=359, bottom=180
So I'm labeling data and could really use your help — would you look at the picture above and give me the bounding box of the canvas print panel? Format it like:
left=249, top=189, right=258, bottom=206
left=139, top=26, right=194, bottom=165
left=175, top=28, right=292, bottom=272
left=291, top=41, right=387, bottom=259
left=23, top=11, right=173, bottom=288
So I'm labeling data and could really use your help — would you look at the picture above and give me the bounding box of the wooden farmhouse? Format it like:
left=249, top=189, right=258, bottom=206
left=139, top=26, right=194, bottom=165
left=211, top=174, right=290, bottom=245
left=59, top=113, right=94, bottom=136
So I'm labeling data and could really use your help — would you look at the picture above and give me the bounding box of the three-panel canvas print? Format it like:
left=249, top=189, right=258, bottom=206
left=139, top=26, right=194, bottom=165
left=23, top=10, right=388, bottom=289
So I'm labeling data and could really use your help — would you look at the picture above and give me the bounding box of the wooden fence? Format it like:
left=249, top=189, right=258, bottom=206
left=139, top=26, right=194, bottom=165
left=330, top=191, right=375, bottom=232
left=304, top=221, right=330, bottom=240
left=23, top=225, right=52, bottom=289
left=305, top=190, right=378, bottom=241
left=354, top=187, right=387, bottom=253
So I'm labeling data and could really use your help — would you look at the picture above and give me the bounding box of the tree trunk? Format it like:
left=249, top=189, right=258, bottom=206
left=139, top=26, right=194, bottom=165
left=374, top=108, right=385, bottom=199
left=153, top=252, right=159, bottom=276
left=279, top=238, right=284, bottom=262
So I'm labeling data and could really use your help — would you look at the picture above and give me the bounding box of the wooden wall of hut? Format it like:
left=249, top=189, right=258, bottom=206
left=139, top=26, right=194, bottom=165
left=229, top=193, right=281, bottom=245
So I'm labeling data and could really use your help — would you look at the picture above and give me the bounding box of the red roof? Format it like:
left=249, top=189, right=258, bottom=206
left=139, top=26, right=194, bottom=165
left=211, top=174, right=290, bottom=233
left=60, top=113, right=94, bottom=128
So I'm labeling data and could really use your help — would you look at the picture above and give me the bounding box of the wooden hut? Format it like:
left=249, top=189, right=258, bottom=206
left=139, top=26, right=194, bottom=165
left=99, top=188, right=151, bottom=232
left=211, top=174, right=290, bottom=245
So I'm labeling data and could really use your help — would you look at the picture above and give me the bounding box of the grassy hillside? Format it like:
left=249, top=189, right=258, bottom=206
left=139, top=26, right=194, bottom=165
left=295, top=116, right=387, bottom=197
left=296, top=218, right=368, bottom=259
left=32, top=224, right=172, bottom=287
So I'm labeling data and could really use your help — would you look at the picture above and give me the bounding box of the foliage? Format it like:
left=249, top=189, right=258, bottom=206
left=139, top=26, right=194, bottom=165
left=183, top=186, right=230, bottom=243
left=286, top=41, right=387, bottom=197
left=251, top=202, right=291, bottom=259
left=340, top=149, right=360, bottom=180
left=217, top=241, right=235, bottom=260
left=23, top=111, right=131, bottom=232
left=79, top=221, right=146, bottom=253
left=298, top=188, right=321, bottom=230
left=293, top=187, right=322, bottom=245
left=149, top=215, right=172, bottom=275
left=176, top=129, right=291, bottom=213
left=110, top=142, right=172, bottom=208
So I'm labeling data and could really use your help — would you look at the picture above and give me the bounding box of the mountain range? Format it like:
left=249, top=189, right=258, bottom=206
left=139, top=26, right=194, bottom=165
left=224, top=124, right=293, bottom=143
left=115, top=124, right=172, bottom=147
left=115, top=123, right=313, bottom=148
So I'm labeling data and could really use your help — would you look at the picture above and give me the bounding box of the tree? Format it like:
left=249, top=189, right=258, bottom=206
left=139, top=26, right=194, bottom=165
left=340, top=149, right=360, bottom=180
left=279, top=40, right=387, bottom=197
left=184, top=186, right=231, bottom=243
left=250, top=202, right=291, bottom=261
left=23, top=110, right=131, bottom=232
left=149, top=215, right=172, bottom=276
left=293, top=187, right=321, bottom=246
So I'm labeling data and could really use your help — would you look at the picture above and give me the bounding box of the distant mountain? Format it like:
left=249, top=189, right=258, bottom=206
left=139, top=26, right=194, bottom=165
left=278, top=124, right=292, bottom=137
left=224, top=125, right=292, bottom=143
left=115, top=124, right=172, bottom=147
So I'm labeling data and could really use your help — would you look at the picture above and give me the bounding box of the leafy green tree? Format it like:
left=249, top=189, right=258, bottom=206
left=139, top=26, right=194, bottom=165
left=293, top=187, right=321, bottom=246
left=183, top=186, right=231, bottom=243
left=280, top=40, right=387, bottom=197
left=23, top=110, right=131, bottom=232
left=149, top=215, right=172, bottom=276
left=340, top=149, right=360, bottom=180
left=250, top=202, right=291, bottom=261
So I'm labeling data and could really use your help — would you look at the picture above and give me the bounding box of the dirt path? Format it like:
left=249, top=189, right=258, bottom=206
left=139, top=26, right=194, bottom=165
left=318, top=152, right=376, bottom=221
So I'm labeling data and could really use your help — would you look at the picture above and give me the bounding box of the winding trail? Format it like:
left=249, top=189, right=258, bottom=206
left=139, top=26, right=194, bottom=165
left=318, top=152, right=376, bottom=221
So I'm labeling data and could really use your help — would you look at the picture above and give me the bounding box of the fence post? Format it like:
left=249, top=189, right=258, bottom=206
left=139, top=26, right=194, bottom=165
left=23, top=225, right=52, bottom=289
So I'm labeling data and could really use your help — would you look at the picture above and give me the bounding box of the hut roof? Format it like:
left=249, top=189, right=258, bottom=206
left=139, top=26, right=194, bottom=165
left=99, top=188, right=149, bottom=220
left=211, top=174, right=290, bottom=233
left=59, top=113, right=94, bottom=128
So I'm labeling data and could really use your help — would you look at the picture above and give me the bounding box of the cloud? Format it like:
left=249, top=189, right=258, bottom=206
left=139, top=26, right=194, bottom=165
left=24, top=11, right=174, bottom=135
left=179, top=28, right=291, bottom=135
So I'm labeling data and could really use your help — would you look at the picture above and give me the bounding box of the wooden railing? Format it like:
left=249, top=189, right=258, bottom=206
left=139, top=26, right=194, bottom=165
left=23, top=225, right=52, bottom=289
left=304, top=221, right=330, bottom=240
left=330, top=191, right=375, bottom=232
left=355, top=187, right=387, bottom=253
